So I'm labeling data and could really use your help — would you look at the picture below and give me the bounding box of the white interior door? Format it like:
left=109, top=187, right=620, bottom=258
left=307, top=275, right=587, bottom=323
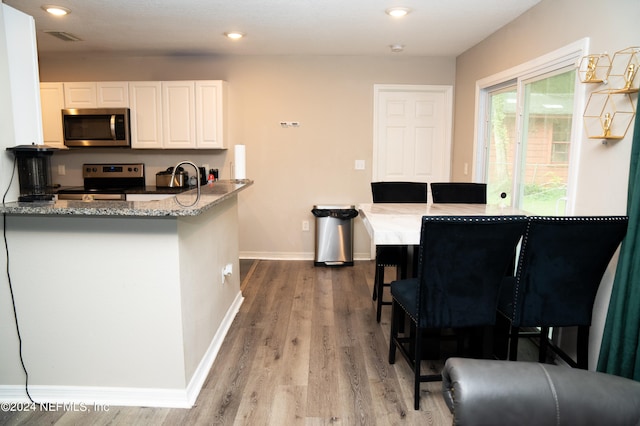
left=373, top=84, right=453, bottom=185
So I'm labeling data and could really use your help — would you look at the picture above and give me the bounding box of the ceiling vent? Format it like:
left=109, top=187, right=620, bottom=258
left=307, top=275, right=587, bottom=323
left=44, top=31, right=83, bottom=42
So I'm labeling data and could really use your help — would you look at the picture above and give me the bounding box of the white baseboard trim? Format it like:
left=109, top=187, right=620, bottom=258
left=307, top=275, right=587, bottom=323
left=0, top=291, right=245, bottom=409
left=184, top=290, right=244, bottom=406
left=240, top=251, right=371, bottom=261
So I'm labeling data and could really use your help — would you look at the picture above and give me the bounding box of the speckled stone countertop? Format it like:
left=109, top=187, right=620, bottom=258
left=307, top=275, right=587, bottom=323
left=0, top=180, right=253, bottom=217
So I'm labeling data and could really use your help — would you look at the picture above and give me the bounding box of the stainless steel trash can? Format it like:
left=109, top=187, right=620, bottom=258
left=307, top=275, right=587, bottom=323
left=312, top=205, right=358, bottom=267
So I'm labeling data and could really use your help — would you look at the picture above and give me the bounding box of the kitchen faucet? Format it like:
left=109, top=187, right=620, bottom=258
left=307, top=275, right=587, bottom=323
left=170, top=160, right=201, bottom=206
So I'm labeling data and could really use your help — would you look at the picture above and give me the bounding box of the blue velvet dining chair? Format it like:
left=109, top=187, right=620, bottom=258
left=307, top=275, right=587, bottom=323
left=430, top=182, right=487, bottom=204
left=388, top=215, right=527, bottom=410
left=370, top=182, right=428, bottom=323
left=497, top=216, right=628, bottom=369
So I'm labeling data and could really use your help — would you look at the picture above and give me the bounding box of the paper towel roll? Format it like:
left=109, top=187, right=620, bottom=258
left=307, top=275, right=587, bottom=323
left=234, top=145, right=246, bottom=180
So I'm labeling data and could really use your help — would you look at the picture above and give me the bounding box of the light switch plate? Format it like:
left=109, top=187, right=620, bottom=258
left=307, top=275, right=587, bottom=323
left=355, top=160, right=365, bottom=170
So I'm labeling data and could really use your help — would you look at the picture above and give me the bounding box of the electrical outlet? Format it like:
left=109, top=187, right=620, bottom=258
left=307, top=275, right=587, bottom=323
left=202, top=163, right=210, bottom=172
left=58, top=164, right=66, bottom=175
left=302, top=220, right=310, bottom=231
left=355, top=160, right=365, bottom=170
left=221, top=263, right=233, bottom=284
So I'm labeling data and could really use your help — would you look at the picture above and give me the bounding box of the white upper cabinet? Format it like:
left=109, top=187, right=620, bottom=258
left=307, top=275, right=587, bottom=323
left=64, top=82, right=129, bottom=108
left=41, top=80, right=227, bottom=149
left=39, top=82, right=65, bottom=148
left=129, top=81, right=163, bottom=149
left=97, top=82, right=129, bottom=107
left=162, top=81, right=196, bottom=149
left=64, top=83, right=96, bottom=108
left=196, top=80, right=227, bottom=149
left=130, top=80, right=227, bottom=149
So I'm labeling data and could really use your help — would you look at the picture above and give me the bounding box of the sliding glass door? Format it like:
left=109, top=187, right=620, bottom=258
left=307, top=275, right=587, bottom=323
left=486, top=85, right=517, bottom=206
left=484, top=68, right=577, bottom=215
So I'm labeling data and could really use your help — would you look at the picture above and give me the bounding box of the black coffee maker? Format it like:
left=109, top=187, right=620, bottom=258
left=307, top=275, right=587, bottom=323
left=6, top=144, right=58, bottom=202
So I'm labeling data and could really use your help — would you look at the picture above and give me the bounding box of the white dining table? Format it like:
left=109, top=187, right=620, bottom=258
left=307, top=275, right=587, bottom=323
left=358, top=202, right=529, bottom=246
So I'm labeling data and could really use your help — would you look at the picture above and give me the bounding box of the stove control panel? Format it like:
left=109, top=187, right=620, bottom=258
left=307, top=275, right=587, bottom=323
left=83, top=163, right=144, bottom=179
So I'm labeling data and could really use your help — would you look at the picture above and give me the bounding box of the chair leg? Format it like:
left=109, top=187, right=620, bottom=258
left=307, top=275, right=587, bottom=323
left=508, top=325, right=519, bottom=361
left=538, top=326, right=549, bottom=363
left=376, top=267, right=386, bottom=322
left=481, top=325, right=493, bottom=359
left=493, top=313, right=510, bottom=360
left=373, top=264, right=383, bottom=300
left=576, top=325, right=590, bottom=369
left=456, top=331, right=466, bottom=357
left=374, top=264, right=396, bottom=323
left=389, top=300, right=399, bottom=364
left=414, top=327, right=422, bottom=410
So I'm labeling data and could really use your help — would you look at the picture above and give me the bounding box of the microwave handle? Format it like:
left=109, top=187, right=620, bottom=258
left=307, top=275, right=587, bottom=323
left=110, top=115, right=117, bottom=140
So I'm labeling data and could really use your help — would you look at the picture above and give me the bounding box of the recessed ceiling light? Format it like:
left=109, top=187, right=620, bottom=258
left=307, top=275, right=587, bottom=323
left=385, top=7, right=411, bottom=18
left=390, top=44, right=405, bottom=53
left=42, top=5, right=71, bottom=16
left=224, top=32, right=245, bottom=40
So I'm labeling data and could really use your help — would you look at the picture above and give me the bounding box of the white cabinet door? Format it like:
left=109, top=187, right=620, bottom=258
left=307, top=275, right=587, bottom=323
left=64, top=82, right=97, bottom=108
left=129, top=82, right=163, bottom=149
left=196, top=80, right=226, bottom=148
left=64, top=82, right=129, bottom=108
left=97, top=82, right=129, bottom=107
left=39, top=83, right=65, bottom=148
left=162, top=81, right=196, bottom=149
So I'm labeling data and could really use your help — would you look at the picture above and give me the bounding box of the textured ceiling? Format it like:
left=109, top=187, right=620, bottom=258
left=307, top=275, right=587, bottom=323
left=4, top=0, right=541, bottom=56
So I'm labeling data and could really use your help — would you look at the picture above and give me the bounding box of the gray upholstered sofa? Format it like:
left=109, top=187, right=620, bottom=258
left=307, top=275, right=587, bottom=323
left=442, top=358, right=640, bottom=426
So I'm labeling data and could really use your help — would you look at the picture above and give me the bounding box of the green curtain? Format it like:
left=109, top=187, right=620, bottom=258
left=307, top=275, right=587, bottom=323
left=598, top=96, right=640, bottom=380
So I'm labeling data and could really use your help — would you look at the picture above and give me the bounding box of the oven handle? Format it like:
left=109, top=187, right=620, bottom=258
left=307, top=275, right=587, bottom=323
left=110, top=114, right=117, bottom=140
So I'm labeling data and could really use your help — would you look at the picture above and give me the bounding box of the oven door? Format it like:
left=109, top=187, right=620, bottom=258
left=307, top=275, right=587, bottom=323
left=62, top=108, right=130, bottom=147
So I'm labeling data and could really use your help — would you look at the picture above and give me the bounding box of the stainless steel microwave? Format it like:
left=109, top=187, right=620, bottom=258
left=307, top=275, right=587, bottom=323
left=62, top=108, right=131, bottom=147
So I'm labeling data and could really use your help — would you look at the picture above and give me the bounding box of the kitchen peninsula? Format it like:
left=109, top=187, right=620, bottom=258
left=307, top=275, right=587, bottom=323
left=0, top=180, right=252, bottom=408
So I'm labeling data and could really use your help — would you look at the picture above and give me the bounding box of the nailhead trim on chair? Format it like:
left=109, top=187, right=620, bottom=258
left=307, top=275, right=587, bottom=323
left=425, top=216, right=525, bottom=223
left=510, top=215, right=630, bottom=324
left=510, top=219, right=532, bottom=321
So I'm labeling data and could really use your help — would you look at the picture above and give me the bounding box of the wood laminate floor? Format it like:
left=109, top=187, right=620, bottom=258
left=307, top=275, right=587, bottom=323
left=2, top=260, right=511, bottom=425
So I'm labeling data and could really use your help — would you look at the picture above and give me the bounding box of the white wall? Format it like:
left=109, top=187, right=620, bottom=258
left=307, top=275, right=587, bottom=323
left=453, top=0, right=640, bottom=368
left=38, top=55, right=457, bottom=260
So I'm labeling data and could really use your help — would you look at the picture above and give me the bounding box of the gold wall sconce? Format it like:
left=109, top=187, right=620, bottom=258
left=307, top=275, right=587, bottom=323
left=583, top=90, right=636, bottom=141
left=609, top=46, right=639, bottom=93
left=580, top=47, right=638, bottom=142
left=578, top=53, right=611, bottom=83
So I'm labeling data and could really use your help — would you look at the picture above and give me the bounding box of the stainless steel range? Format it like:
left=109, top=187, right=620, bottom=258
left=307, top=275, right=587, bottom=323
left=57, top=163, right=145, bottom=201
